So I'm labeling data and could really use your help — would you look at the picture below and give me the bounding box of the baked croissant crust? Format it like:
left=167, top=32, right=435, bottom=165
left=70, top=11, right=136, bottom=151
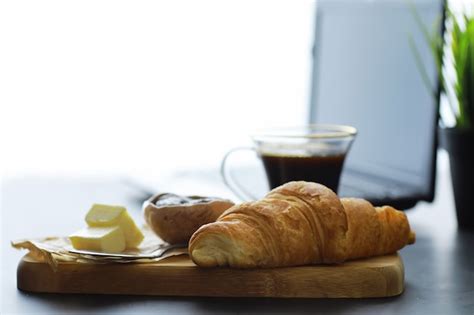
left=188, top=181, right=415, bottom=268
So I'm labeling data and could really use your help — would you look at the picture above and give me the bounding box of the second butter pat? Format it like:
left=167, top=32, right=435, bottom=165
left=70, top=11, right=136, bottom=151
left=69, top=226, right=126, bottom=253
left=85, top=204, right=144, bottom=248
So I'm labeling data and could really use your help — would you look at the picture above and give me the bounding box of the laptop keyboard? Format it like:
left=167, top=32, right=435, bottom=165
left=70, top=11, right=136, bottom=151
left=339, top=172, right=412, bottom=200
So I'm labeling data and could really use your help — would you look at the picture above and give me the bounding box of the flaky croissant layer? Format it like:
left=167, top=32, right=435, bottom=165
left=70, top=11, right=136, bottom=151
left=189, top=181, right=415, bottom=268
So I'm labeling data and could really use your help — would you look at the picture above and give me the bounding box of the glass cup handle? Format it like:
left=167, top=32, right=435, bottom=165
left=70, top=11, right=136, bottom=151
left=220, top=146, right=260, bottom=201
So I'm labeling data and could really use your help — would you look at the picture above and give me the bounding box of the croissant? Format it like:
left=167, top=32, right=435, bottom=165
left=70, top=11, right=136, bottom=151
left=189, top=181, right=415, bottom=268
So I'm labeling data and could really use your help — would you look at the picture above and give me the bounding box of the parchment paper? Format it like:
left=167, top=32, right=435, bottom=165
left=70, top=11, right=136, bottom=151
left=11, top=226, right=188, bottom=271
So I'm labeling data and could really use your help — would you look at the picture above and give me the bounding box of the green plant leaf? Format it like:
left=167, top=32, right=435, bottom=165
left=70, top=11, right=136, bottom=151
left=409, top=35, right=439, bottom=99
left=408, top=1, right=445, bottom=93
left=453, top=17, right=470, bottom=128
left=409, top=1, right=474, bottom=128
left=464, top=18, right=474, bottom=127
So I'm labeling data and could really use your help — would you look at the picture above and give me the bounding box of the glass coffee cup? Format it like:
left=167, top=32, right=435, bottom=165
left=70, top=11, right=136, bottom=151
left=221, top=124, right=357, bottom=201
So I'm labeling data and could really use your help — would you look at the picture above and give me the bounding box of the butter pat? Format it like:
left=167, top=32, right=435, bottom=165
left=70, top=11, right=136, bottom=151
left=69, top=226, right=126, bottom=253
left=85, top=204, right=144, bottom=248
left=69, top=204, right=144, bottom=253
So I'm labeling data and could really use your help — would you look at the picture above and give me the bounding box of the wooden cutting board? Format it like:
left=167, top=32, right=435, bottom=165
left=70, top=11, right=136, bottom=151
left=17, top=253, right=404, bottom=298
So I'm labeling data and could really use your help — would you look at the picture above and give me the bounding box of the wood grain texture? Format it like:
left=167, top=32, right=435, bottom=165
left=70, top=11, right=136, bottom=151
left=17, top=253, right=404, bottom=298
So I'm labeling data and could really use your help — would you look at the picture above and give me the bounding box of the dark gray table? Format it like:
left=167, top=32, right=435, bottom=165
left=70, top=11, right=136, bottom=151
left=1, top=160, right=473, bottom=314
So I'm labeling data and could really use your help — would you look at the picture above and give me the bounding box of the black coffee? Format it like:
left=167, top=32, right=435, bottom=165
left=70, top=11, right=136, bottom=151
left=260, top=154, right=346, bottom=192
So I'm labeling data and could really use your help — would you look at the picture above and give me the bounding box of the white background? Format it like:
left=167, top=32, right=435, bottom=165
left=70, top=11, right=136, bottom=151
left=0, top=0, right=314, bottom=180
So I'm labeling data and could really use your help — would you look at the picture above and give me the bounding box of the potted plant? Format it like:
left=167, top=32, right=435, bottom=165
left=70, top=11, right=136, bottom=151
left=411, top=5, right=474, bottom=228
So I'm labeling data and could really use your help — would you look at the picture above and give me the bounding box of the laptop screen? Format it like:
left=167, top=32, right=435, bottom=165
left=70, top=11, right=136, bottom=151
left=309, top=0, right=443, bottom=200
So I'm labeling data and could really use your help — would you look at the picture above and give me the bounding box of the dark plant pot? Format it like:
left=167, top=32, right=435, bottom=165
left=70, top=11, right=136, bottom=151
left=441, top=127, right=474, bottom=229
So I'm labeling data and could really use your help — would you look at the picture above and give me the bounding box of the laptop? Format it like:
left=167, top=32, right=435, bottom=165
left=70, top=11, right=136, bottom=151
left=309, top=0, right=445, bottom=209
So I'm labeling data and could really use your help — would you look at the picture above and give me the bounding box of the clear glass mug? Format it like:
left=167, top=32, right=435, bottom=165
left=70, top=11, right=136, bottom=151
left=220, top=125, right=357, bottom=201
